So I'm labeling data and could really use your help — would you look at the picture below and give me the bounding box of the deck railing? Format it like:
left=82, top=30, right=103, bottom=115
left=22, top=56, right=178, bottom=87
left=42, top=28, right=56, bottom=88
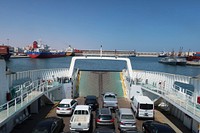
left=123, top=69, right=200, bottom=122
left=0, top=79, right=61, bottom=127
left=141, top=83, right=200, bottom=122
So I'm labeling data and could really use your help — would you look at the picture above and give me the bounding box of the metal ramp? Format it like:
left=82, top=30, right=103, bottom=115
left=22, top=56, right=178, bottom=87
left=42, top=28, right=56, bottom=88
left=78, top=71, right=124, bottom=97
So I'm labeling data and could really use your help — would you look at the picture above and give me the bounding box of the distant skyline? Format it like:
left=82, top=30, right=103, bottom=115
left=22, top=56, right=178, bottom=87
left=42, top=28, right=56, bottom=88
left=0, top=0, right=200, bottom=52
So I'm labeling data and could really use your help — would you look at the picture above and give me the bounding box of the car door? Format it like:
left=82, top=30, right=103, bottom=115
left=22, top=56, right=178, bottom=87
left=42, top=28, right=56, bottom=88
left=51, top=121, right=57, bottom=133
left=115, top=110, right=120, bottom=123
left=71, top=100, right=77, bottom=111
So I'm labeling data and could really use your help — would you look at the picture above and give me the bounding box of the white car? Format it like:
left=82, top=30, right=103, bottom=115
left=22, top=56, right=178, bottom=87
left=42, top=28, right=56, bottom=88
left=56, top=99, right=78, bottom=115
left=102, top=92, right=118, bottom=110
left=70, top=105, right=92, bottom=131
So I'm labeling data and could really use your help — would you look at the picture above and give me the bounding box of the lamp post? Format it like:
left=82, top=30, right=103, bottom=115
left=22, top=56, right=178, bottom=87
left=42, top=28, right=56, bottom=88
left=100, top=45, right=102, bottom=57
left=7, top=38, right=10, bottom=45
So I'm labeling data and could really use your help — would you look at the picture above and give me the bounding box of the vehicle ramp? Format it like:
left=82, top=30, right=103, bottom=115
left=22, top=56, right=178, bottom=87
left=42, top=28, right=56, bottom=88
left=78, top=71, right=124, bottom=97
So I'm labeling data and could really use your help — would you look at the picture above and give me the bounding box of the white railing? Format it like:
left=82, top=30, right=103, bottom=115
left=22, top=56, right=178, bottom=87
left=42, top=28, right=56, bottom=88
left=7, top=68, right=69, bottom=87
left=123, top=69, right=200, bottom=122
left=0, top=79, right=61, bottom=126
left=141, top=83, right=200, bottom=122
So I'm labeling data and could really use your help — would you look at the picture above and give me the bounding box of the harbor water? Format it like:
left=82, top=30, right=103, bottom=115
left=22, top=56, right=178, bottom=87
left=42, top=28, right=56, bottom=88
left=6, top=56, right=200, bottom=77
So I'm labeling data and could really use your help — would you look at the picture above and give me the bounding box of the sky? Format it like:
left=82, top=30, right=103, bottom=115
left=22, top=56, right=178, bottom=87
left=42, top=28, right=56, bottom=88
left=0, top=0, right=200, bottom=52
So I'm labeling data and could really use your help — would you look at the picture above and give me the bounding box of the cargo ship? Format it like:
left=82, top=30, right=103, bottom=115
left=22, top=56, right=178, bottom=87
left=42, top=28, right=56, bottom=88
left=0, top=45, right=14, bottom=60
left=26, top=41, right=67, bottom=58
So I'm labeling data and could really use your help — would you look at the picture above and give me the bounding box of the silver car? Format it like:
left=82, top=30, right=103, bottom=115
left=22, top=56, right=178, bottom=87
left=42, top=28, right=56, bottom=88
left=102, top=92, right=118, bottom=110
left=116, top=108, right=136, bottom=131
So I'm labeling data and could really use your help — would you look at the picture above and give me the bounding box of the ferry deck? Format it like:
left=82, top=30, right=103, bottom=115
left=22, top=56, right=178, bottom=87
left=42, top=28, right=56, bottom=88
left=0, top=56, right=200, bottom=133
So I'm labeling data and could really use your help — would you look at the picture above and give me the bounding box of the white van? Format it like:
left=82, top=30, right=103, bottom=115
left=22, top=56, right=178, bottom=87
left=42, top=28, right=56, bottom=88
left=130, top=96, right=154, bottom=119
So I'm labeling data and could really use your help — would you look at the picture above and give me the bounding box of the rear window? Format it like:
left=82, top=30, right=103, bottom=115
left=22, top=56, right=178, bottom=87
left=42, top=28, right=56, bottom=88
left=74, top=110, right=88, bottom=115
left=58, top=104, right=69, bottom=108
left=99, top=115, right=112, bottom=120
left=140, top=104, right=153, bottom=110
left=105, top=95, right=116, bottom=99
left=121, top=115, right=134, bottom=119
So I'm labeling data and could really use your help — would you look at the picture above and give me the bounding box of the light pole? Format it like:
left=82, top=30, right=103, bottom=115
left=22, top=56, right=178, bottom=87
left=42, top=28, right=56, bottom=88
left=7, top=38, right=10, bottom=45
left=100, top=45, right=102, bottom=57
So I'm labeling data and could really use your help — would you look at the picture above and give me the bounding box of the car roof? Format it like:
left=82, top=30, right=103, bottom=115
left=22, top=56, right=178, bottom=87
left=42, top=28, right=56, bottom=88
left=119, top=108, right=133, bottom=114
left=134, top=96, right=153, bottom=104
left=35, top=117, right=61, bottom=127
left=144, top=121, right=175, bottom=132
left=59, top=99, right=73, bottom=104
left=86, top=95, right=97, bottom=99
left=75, top=105, right=90, bottom=110
left=104, top=92, right=116, bottom=95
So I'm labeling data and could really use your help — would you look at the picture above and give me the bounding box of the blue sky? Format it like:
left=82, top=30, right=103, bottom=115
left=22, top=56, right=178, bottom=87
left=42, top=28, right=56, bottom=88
left=0, top=0, right=200, bottom=52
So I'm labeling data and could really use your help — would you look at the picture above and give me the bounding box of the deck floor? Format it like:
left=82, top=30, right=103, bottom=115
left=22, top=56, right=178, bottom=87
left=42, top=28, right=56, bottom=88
left=11, top=71, right=191, bottom=133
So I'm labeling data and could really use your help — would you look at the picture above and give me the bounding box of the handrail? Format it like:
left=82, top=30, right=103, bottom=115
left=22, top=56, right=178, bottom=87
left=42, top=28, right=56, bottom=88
left=0, top=79, right=61, bottom=126
left=141, top=83, right=200, bottom=123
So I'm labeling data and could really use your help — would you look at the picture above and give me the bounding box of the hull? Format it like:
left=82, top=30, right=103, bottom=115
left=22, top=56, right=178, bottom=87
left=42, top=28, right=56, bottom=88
left=1, top=54, right=11, bottom=61
left=159, top=57, right=177, bottom=65
left=186, top=56, right=200, bottom=61
left=66, top=52, right=75, bottom=56
left=159, top=61, right=177, bottom=65
left=26, top=51, right=66, bottom=58
left=0, top=45, right=12, bottom=60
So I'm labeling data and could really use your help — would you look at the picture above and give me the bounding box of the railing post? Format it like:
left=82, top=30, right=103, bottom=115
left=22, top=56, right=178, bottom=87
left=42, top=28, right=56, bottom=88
left=7, top=102, right=9, bottom=117
left=15, top=98, right=17, bottom=112
left=27, top=92, right=29, bottom=103
left=21, top=85, right=23, bottom=107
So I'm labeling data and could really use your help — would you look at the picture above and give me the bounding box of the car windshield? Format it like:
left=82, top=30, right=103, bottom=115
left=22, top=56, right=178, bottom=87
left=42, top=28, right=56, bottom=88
left=32, top=128, right=49, bottom=133
left=140, top=104, right=153, bottom=110
left=58, top=104, right=70, bottom=108
left=121, top=115, right=134, bottom=119
left=156, top=126, right=175, bottom=133
left=86, top=99, right=96, bottom=104
left=74, top=110, right=88, bottom=115
left=99, top=115, right=112, bottom=120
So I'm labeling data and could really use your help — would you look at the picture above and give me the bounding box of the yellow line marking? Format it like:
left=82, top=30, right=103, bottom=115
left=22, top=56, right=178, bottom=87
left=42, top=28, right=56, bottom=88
left=120, top=72, right=127, bottom=97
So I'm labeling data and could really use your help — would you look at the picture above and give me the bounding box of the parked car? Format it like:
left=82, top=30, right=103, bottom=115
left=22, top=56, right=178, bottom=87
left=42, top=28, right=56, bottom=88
left=116, top=108, right=136, bottom=131
left=102, top=92, right=118, bottom=110
left=96, top=108, right=115, bottom=127
left=70, top=105, right=92, bottom=132
left=32, top=117, right=65, bottom=133
left=85, top=95, right=99, bottom=110
left=142, top=120, right=176, bottom=133
left=130, top=96, right=154, bottom=119
left=56, top=99, right=78, bottom=115
left=94, top=126, right=116, bottom=133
